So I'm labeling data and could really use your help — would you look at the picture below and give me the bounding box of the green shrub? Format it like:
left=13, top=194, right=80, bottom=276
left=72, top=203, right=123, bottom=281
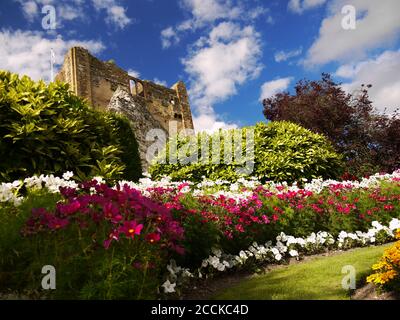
left=105, top=114, right=142, bottom=182
left=149, top=121, right=344, bottom=183
left=0, top=70, right=141, bottom=182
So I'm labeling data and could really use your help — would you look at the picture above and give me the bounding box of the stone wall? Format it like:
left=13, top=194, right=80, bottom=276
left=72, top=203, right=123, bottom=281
left=55, top=47, right=194, bottom=134
left=107, top=87, right=167, bottom=170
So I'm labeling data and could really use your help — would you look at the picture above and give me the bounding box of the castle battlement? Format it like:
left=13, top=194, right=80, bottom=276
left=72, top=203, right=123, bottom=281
left=55, top=47, right=194, bottom=135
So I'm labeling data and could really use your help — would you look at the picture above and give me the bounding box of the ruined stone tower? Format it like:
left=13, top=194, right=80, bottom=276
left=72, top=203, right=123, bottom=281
left=55, top=47, right=195, bottom=169
left=55, top=47, right=194, bottom=134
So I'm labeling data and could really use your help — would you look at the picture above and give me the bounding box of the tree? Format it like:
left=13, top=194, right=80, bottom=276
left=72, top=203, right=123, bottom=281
left=262, top=73, right=399, bottom=177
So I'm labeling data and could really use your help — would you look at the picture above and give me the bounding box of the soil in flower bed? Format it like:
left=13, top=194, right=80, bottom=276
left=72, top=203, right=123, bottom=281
left=352, top=283, right=399, bottom=300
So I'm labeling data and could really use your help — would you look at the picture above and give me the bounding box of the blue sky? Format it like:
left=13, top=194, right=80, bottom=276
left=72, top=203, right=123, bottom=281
left=0, top=0, right=399, bottom=132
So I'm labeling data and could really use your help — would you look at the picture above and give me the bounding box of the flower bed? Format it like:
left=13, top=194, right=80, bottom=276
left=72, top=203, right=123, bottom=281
left=0, top=170, right=399, bottom=298
left=367, top=230, right=400, bottom=293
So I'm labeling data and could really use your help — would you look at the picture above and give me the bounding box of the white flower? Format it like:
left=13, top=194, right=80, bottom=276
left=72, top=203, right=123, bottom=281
left=209, top=256, right=220, bottom=268
left=217, top=263, right=226, bottom=271
left=162, top=280, right=176, bottom=293
left=62, top=171, right=74, bottom=180
left=389, top=218, right=400, bottom=231
left=327, top=237, right=335, bottom=245
left=270, top=248, right=279, bottom=256
left=274, top=253, right=282, bottom=261
left=371, top=221, right=383, bottom=230
left=212, top=248, right=222, bottom=257
left=306, top=233, right=317, bottom=244
left=183, top=270, right=193, bottom=278
left=338, top=231, right=348, bottom=239
left=93, top=176, right=105, bottom=184
left=276, top=241, right=288, bottom=253
left=249, top=246, right=258, bottom=253
left=296, top=238, right=306, bottom=247
left=289, top=250, right=298, bottom=257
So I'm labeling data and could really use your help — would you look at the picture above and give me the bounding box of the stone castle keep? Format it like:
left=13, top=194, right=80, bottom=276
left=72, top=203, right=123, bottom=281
left=56, top=47, right=194, bottom=169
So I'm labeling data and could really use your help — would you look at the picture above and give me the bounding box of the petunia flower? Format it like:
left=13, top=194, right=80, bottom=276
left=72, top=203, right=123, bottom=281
left=161, top=280, right=176, bottom=293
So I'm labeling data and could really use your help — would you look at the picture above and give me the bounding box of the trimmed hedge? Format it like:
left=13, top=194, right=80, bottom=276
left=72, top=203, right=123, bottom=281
left=149, top=121, right=344, bottom=183
left=0, top=70, right=141, bottom=182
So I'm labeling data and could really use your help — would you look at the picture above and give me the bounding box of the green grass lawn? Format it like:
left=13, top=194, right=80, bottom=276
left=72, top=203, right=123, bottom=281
left=214, top=244, right=391, bottom=300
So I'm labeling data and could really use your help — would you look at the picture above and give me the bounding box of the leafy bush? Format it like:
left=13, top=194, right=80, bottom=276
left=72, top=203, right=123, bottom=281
left=0, top=70, right=141, bottom=182
left=105, top=114, right=142, bottom=182
left=149, top=121, right=343, bottom=183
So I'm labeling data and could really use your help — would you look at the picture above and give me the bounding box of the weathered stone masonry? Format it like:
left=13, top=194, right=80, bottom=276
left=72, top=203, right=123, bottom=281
left=56, top=46, right=195, bottom=169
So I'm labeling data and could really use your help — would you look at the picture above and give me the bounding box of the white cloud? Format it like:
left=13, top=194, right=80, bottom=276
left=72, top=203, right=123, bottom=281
left=153, top=78, right=168, bottom=87
left=162, top=0, right=269, bottom=48
left=127, top=69, right=140, bottom=78
left=15, top=0, right=132, bottom=29
left=180, top=0, right=240, bottom=25
left=193, top=112, right=237, bottom=133
left=274, top=47, right=303, bottom=62
left=20, top=1, right=38, bottom=21
left=182, top=22, right=262, bottom=132
left=304, top=0, right=400, bottom=66
left=17, top=0, right=85, bottom=23
left=107, top=5, right=131, bottom=29
left=259, top=77, right=293, bottom=101
left=0, top=29, right=104, bottom=82
left=91, top=0, right=131, bottom=29
left=161, top=27, right=180, bottom=49
left=160, top=1, right=267, bottom=132
left=248, top=6, right=270, bottom=20
left=336, top=50, right=400, bottom=114
left=58, top=4, right=83, bottom=21
left=183, top=22, right=263, bottom=108
left=288, top=0, right=327, bottom=14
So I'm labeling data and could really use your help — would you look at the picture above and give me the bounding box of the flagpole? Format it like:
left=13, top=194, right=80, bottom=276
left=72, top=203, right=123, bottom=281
left=50, top=48, right=54, bottom=82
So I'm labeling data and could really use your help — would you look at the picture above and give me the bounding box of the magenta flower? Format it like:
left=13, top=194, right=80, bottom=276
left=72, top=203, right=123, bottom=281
left=103, top=202, right=119, bottom=219
left=47, top=217, right=69, bottom=230
left=57, top=200, right=81, bottom=216
left=118, top=221, right=143, bottom=239
left=146, top=233, right=161, bottom=244
left=104, top=231, right=119, bottom=249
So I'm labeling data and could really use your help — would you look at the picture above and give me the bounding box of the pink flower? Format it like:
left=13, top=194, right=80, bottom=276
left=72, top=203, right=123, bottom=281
left=262, top=215, right=270, bottom=224
left=57, top=200, right=81, bottom=216
left=384, top=204, right=394, bottom=211
left=104, top=231, right=119, bottom=249
left=146, top=233, right=161, bottom=244
left=47, top=217, right=69, bottom=230
left=103, top=202, right=119, bottom=219
left=235, top=224, right=244, bottom=233
left=171, top=244, right=185, bottom=255
left=118, top=221, right=143, bottom=239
